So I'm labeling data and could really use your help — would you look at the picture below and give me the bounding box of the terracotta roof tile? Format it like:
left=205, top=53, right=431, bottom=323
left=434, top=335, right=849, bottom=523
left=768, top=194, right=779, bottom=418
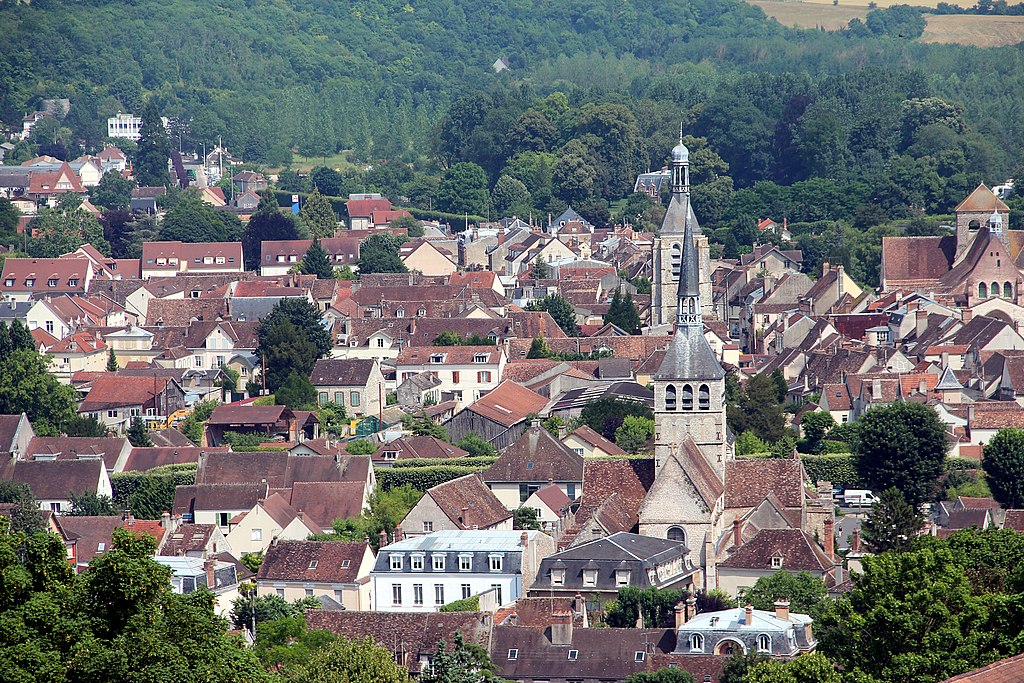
left=718, top=528, right=833, bottom=571
left=725, top=459, right=805, bottom=509
left=158, top=523, right=218, bottom=556
left=484, top=424, right=583, bottom=483
left=426, top=473, right=511, bottom=529
left=257, top=540, right=369, bottom=583
left=467, top=381, right=549, bottom=427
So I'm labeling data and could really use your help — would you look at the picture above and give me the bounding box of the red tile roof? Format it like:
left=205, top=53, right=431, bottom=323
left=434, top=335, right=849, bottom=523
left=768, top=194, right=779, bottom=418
left=484, top=423, right=583, bottom=483
left=79, top=376, right=172, bottom=411
left=426, top=473, right=511, bottom=529
left=718, top=528, right=834, bottom=571
left=346, top=198, right=392, bottom=218
left=467, top=380, right=548, bottom=428
left=257, top=540, right=369, bottom=583
left=725, top=459, right=805, bottom=509
left=940, top=652, right=1024, bottom=682
left=0, top=258, right=91, bottom=295
left=567, top=425, right=626, bottom=456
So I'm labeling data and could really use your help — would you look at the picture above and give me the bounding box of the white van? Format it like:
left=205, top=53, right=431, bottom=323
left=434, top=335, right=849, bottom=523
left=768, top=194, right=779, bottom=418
left=842, top=490, right=877, bottom=507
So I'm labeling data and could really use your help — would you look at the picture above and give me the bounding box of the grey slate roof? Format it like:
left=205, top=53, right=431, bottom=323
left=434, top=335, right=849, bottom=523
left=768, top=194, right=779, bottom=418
left=371, top=530, right=535, bottom=575
left=535, top=532, right=692, bottom=591
left=653, top=327, right=726, bottom=381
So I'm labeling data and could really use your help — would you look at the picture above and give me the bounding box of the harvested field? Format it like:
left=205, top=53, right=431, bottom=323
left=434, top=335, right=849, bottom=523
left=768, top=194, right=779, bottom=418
left=920, top=13, right=1024, bottom=46
left=749, top=1, right=868, bottom=30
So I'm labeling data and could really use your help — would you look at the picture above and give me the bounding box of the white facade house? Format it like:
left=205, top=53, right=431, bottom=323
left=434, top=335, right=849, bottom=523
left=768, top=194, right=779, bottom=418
left=107, top=112, right=170, bottom=141
left=395, top=346, right=506, bottom=409
left=370, top=530, right=553, bottom=613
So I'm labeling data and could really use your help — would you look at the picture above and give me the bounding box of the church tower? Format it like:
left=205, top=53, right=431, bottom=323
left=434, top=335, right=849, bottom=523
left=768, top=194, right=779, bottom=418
left=639, top=203, right=729, bottom=580
left=652, top=134, right=713, bottom=327
left=651, top=197, right=728, bottom=478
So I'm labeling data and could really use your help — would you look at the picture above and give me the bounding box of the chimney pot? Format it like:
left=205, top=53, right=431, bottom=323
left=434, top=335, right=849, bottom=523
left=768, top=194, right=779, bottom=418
left=674, top=602, right=686, bottom=630
left=744, top=604, right=754, bottom=626
left=393, top=525, right=403, bottom=543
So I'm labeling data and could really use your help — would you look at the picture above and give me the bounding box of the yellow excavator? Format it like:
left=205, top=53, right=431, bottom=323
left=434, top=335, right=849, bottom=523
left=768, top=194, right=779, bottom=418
left=149, top=408, right=191, bottom=431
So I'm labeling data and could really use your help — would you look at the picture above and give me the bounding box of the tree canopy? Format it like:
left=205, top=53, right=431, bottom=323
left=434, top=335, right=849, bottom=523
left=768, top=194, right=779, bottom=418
left=982, top=428, right=1024, bottom=508
left=855, top=402, right=948, bottom=506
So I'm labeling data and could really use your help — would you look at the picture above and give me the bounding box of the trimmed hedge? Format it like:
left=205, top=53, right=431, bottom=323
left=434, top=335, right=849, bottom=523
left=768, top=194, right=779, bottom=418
left=271, top=190, right=486, bottom=224
left=111, top=467, right=196, bottom=519
left=439, top=596, right=480, bottom=612
left=947, top=456, right=980, bottom=471
left=390, top=456, right=496, bottom=469
left=376, top=466, right=482, bottom=491
left=800, top=454, right=861, bottom=489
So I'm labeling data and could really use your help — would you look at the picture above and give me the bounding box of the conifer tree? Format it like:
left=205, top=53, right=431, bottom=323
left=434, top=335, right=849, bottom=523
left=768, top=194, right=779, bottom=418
left=106, top=347, right=118, bottom=372
left=299, top=237, right=334, bottom=278
left=135, top=101, right=171, bottom=187
left=861, top=487, right=922, bottom=553
left=299, top=188, right=337, bottom=237
left=126, top=416, right=153, bottom=447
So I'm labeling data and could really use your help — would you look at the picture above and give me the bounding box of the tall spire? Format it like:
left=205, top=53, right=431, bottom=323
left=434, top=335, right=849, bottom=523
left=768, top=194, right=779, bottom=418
left=676, top=194, right=701, bottom=330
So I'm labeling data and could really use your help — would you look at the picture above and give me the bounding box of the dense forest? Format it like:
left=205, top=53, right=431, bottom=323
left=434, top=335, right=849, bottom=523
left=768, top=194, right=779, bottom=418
left=5, top=0, right=1024, bottom=285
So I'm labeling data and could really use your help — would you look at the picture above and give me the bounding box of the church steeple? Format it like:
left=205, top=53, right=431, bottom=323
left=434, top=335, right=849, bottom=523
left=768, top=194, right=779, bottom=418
left=671, top=127, right=690, bottom=196
left=677, top=195, right=701, bottom=330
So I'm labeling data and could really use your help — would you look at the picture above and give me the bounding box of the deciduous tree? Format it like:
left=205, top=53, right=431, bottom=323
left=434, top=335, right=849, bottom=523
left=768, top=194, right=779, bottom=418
left=357, top=233, right=407, bottom=274
left=855, top=402, right=948, bottom=505
left=135, top=101, right=171, bottom=187
left=861, top=487, right=923, bottom=553
left=982, top=428, right=1024, bottom=508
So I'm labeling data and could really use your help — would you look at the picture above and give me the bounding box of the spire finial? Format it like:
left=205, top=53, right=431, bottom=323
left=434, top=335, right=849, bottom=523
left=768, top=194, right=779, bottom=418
left=679, top=122, right=684, bottom=143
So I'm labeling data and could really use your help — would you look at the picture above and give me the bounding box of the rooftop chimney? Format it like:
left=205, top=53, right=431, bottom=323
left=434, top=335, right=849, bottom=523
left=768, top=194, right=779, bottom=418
left=161, top=510, right=171, bottom=529
left=685, top=595, right=697, bottom=623
left=774, top=599, right=790, bottom=622
left=204, top=558, right=216, bottom=589
left=549, top=610, right=574, bottom=646
left=378, top=529, right=388, bottom=548
left=823, top=517, right=835, bottom=561
left=732, top=518, right=742, bottom=548
left=744, top=604, right=754, bottom=627
left=851, top=527, right=861, bottom=553
left=558, top=424, right=568, bottom=440
left=674, top=602, right=686, bottom=630
left=393, top=525, right=403, bottom=543
left=872, top=378, right=882, bottom=401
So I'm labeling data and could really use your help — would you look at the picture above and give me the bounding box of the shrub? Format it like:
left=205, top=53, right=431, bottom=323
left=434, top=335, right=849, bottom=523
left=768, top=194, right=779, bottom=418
left=111, top=467, right=196, bottom=519
left=439, top=596, right=480, bottom=612
left=800, top=454, right=861, bottom=489
left=376, top=466, right=482, bottom=491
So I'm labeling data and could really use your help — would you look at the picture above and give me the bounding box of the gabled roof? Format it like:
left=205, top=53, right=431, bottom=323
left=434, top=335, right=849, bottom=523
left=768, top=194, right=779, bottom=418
left=566, top=425, right=627, bottom=456
left=466, top=380, right=548, bottom=428
left=257, top=540, right=369, bottom=583
left=79, top=376, right=174, bottom=411
left=158, top=523, right=218, bottom=556
left=5, top=459, right=103, bottom=500
left=718, top=528, right=834, bottom=571
left=425, top=473, right=512, bottom=530
left=372, top=436, right=469, bottom=462
left=956, top=184, right=1009, bottom=213
left=309, top=358, right=376, bottom=387
left=287, top=481, right=366, bottom=530
left=725, top=459, right=805, bottom=509
left=25, top=436, right=129, bottom=471
left=483, top=424, right=584, bottom=483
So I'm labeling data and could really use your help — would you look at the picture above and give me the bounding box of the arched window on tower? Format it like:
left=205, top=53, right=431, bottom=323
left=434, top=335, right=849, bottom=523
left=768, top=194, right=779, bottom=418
left=671, top=243, right=681, bottom=278
left=1005, top=282, right=1013, bottom=299
left=992, top=282, right=1000, bottom=298
left=979, top=282, right=988, bottom=299
left=668, top=526, right=685, bottom=543
left=698, top=384, right=711, bottom=411
left=665, top=385, right=677, bottom=411
left=681, top=385, right=694, bottom=411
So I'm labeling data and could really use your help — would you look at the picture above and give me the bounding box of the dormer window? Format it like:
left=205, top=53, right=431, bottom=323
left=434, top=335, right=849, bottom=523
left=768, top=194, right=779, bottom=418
left=689, top=634, right=704, bottom=652
left=418, top=308, right=426, bottom=317
left=567, top=650, right=578, bottom=661
left=3, top=278, right=13, bottom=287
left=68, top=278, right=78, bottom=287
left=203, top=257, right=214, bottom=264
left=583, top=569, right=597, bottom=586
left=396, top=308, right=405, bottom=318
left=634, top=652, right=646, bottom=662
left=430, top=353, right=445, bottom=364
left=473, top=353, right=489, bottom=363
left=47, top=278, right=57, bottom=287
left=615, top=569, right=631, bottom=587
left=25, top=278, right=34, bottom=287
left=389, top=555, right=402, bottom=570
left=771, top=555, right=783, bottom=569
left=215, top=256, right=225, bottom=264
left=551, top=568, right=565, bottom=586
left=488, top=554, right=503, bottom=571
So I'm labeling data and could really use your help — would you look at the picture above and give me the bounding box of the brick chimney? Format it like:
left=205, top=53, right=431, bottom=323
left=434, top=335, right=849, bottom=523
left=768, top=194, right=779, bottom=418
left=204, top=558, right=216, bottom=589
left=378, top=529, right=388, bottom=548
left=851, top=527, right=861, bottom=553
left=962, top=308, right=973, bottom=324
left=393, top=525, right=403, bottom=543
left=674, top=602, right=686, bottom=630
left=774, top=599, right=790, bottom=622
left=744, top=604, right=754, bottom=627
left=685, top=595, right=697, bottom=622
left=549, top=610, right=574, bottom=646
left=732, top=518, right=742, bottom=548
left=823, top=517, right=835, bottom=561
left=161, top=510, right=171, bottom=529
